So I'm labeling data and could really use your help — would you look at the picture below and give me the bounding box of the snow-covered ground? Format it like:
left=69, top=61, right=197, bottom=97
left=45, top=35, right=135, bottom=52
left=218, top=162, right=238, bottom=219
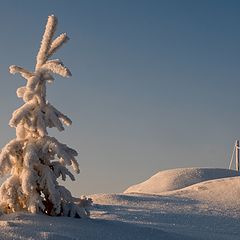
left=0, top=168, right=239, bottom=240
left=124, top=167, right=240, bottom=194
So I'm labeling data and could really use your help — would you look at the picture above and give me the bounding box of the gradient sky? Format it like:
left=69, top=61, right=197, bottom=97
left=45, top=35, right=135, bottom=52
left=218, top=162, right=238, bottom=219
left=0, top=0, right=239, bottom=195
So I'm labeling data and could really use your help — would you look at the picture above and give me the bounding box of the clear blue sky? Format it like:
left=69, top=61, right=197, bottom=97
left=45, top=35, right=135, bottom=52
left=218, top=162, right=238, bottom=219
left=0, top=0, right=239, bottom=195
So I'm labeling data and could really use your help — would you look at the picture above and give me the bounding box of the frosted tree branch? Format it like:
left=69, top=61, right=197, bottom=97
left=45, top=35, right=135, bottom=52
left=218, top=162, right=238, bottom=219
left=9, top=65, right=34, bottom=79
left=48, top=33, right=69, bottom=58
left=36, top=15, right=57, bottom=69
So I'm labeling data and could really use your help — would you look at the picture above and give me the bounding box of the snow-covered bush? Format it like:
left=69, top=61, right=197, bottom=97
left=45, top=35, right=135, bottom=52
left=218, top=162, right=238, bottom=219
left=0, top=15, right=92, bottom=217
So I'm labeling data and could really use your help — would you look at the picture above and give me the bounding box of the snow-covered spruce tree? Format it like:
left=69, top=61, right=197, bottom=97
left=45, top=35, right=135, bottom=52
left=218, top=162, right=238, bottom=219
left=0, top=15, right=92, bottom=217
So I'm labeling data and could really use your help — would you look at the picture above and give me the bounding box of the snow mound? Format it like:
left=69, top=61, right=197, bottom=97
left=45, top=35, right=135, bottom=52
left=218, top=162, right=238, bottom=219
left=91, top=182, right=240, bottom=240
left=124, top=168, right=240, bottom=194
left=168, top=175, right=240, bottom=212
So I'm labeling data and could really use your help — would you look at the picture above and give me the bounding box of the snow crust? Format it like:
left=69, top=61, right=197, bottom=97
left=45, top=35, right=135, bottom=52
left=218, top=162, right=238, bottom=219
left=124, top=167, right=240, bottom=194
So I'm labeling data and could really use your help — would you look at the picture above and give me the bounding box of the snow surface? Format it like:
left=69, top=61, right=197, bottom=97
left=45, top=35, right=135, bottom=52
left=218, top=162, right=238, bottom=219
left=0, top=168, right=239, bottom=239
left=124, top=167, right=240, bottom=194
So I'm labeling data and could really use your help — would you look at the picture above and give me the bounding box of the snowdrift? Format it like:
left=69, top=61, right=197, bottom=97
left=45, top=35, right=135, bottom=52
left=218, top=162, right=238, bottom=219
left=167, top=175, right=240, bottom=212
left=91, top=174, right=240, bottom=240
left=124, top=168, right=240, bottom=194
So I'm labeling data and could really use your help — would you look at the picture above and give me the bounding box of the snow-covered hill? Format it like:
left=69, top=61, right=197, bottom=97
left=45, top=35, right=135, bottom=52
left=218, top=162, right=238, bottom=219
left=166, top=175, right=240, bottom=215
left=124, top=168, right=240, bottom=194
left=0, top=168, right=239, bottom=239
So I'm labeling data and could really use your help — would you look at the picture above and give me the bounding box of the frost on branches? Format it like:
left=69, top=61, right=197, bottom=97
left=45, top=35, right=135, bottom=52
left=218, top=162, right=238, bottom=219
left=0, top=15, right=92, bottom=218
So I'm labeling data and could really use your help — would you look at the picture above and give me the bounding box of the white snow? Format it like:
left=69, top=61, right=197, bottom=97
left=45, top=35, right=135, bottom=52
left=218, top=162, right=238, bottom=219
left=124, top=167, right=240, bottom=194
left=0, top=167, right=239, bottom=239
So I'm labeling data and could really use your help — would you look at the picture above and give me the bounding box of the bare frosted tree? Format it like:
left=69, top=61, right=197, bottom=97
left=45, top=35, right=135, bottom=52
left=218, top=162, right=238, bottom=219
left=0, top=15, right=91, bottom=217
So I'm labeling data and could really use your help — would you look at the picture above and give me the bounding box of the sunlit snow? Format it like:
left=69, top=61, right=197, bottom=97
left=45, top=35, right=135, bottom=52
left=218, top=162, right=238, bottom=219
left=0, top=167, right=239, bottom=239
